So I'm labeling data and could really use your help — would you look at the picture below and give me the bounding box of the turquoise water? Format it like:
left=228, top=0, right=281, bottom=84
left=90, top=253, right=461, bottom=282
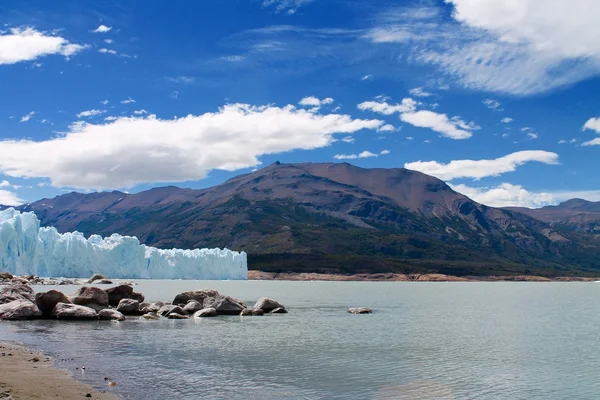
left=1, top=281, right=600, bottom=399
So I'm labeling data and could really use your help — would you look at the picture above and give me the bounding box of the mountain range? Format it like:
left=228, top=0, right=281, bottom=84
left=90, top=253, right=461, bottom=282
left=4, top=162, right=600, bottom=277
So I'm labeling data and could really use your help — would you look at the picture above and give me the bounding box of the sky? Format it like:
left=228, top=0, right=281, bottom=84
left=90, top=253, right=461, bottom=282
left=0, top=0, right=599, bottom=209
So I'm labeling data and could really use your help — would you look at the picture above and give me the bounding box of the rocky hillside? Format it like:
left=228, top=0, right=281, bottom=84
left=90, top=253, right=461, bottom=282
left=7, top=162, right=600, bottom=277
left=507, top=199, right=600, bottom=234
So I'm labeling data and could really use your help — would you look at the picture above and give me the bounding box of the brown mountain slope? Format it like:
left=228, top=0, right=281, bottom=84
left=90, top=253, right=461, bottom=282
left=507, top=199, right=600, bottom=234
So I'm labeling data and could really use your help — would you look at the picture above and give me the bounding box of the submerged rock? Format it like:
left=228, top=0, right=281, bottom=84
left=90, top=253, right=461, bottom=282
left=193, top=308, right=218, bottom=318
left=99, top=309, right=126, bottom=321
left=35, top=290, right=71, bottom=317
left=69, top=286, right=109, bottom=311
left=270, top=307, right=288, bottom=314
left=0, top=299, right=42, bottom=320
left=51, top=303, right=98, bottom=320
left=240, top=308, right=264, bottom=316
left=253, top=297, right=285, bottom=313
left=116, top=298, right=140, bottom=315
left=348, top=307, right=372, bottom=314
left=91, top=279, right=113, bottom=285
left=142, top=312, right=160, bottom=320
left=167, top=313, right=188, bottom=319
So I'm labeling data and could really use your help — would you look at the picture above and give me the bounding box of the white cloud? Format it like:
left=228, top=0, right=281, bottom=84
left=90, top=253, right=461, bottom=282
left=298, top=96, right=334, bottom=111
left=76, top=109, right=106, bottom=118
left=120, top=97, right=136, bottom=104
left=104, top=116, right=118, bottom=121
left=357, top=98, right=416, bottom=115
left=377, top=124, right=397, bottom=132
left=406, top=136, right=413, bottom=140
left=100, top=100, right=109, bottom=105
left=451, top=183, right=555, bottom=208
left=583, top=117, right=600, bottom=133
left=0, top=27, right=86, bottom=64
left=558, top=140, right=567, bottom=144
left=380, top=150, right=390, bottom=155
left=0, top=189, right=23, bottom=206
left=404, top=150, right=559, bottom=180
left=0, top=180, right=21, bottom=190
left=409, top=87, right=432, bottom=97
left=361, top=74, right=373, bottom=80
left=263, top=0, right=314, bottom=14
left=341, top=136, right=355, bottom=143
left=527, top=132, right=538, bottom=139
left=501, top=117, right=513, bottom=123
left=334, top=150, right=379, bottom=160
left=221, top=55, right=245, bottom=62
left=482, top=98, right=503, bottom=111
left=98, top=48, right=117, bottom=55
left=104, top=39, right=113, bottom=44
left=400, top=110, right=479, bottom=140
left=166, top=76, right=196, bottom=84
left=92, top=25, right=112, bottom=33
left=20, top=111, right=35, bottom=123
left=133, top=109, right=148, bottom=115
left=0, top=103, right=382, bottom=189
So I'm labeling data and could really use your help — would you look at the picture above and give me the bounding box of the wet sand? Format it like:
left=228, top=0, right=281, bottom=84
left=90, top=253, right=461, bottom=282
left=0, top=342, right=117, bottom=400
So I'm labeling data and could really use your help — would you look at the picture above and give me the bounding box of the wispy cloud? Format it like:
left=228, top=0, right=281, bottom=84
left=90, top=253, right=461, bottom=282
left=92, top=25, right=112, bottom=33
left=120, top=97, right=136, bottom=104
left=334, top=150, right=380, bottom=160
left=20, top=111, right=35, bottom=123
left=98, top=48, right=117, bottom=55
left=409, top=87, right=433, bottom=97
left=76, top=109, right=106, bottom=118
left=263, top=0, right=314, bottom=15
left=166, top=76, right=196, bottom=84
left=482, top=98, right=503, bottom=111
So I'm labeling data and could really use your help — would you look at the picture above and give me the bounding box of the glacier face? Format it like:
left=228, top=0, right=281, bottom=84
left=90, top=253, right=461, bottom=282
left=0, top=208, right=247, bottom=279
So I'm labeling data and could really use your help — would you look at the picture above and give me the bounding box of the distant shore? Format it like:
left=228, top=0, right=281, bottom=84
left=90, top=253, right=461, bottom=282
left=248, top=271, right=598, bottom=282
left=0, top=342, right=117, bottom=400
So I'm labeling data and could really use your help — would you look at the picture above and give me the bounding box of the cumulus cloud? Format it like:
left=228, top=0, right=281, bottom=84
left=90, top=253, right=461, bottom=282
left=582, top=117, right=600, bottom=145
left=0, top=27, right=86, bottom=64
left=404, top=150, right=559, bottom=180
left=334, top=150, right=380, bottom=160
left=20, top=111, right=35, bottom=123
left=409, top=87, right=432, bottom=97
left=377, top=124, right=397, bottom=132
left=451, top=183, right=554, bottom=208
left=357, top=98, right=416, bottom=115
left=298, top=96, right=334, bottom=111
left=0, top=103, right=382, bottom=189
left=0, top=189, right=23, bottom=206
left=380, top=150, right=390, bottom=155
left=98, top=48, right=117, bottom=55
left=92, top=25, right=112, bottom=33
left=361, top=74, right=373, bottom=80
left=501, top=117, right=513, bottom=123
left=76, top=109, right=106, bottom=118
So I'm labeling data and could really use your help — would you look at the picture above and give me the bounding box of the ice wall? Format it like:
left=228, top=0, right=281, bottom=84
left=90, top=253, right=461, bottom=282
left=0, top=208, right=247, bottom=279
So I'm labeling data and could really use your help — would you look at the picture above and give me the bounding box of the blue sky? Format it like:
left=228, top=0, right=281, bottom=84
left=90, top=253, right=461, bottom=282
left=1, top=0, right=599, bottom=208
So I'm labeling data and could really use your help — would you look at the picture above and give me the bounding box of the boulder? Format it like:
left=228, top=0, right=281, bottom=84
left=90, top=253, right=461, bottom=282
left=172, top=289, right=221, bottom=306
left=51, top=303, right=98, bottom=320
left=105, top=285, right=144, bottom=306
left=87, top=273, right=106, bottom=283
left=0, top=272, right=13, bottom=281
left=252, top=309, right=264, bottom=316
left=167, top=313, right=188, bottom=319
left=69, top=286, right=109, bottom=311
left=99, top=309, right=126, bottom=321
left=116, top=298, right=140, bottom=315
left=91, top=279, right=113, bottom=285
left=182, top=300, right=203, bottom=314
left=240, top=308, right=252, bottom=316
left=10, top=277, right=30, bottom=285
left=204, top=295, right=246, bottom=316
left=253, top=297, right=285, bottom=313
left=140, top=302, right=160, bottom=314
left=271, top=307, right=288, bottom=314
left=142, top=312, right=160, bottom=320
left=193, top=308, right=218, bottom=318
left=0, top=283, right=36, bottom=304
left=35, top=290, right=71, bottom=317
left=348, top=307, right=372, bottom=314
left=158, top=305, right=184, bottom=317
left=0, top=300, right=42, bottom=320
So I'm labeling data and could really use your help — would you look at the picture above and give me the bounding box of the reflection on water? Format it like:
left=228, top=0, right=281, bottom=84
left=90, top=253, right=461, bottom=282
left=1, top=281, right=599, bottom=399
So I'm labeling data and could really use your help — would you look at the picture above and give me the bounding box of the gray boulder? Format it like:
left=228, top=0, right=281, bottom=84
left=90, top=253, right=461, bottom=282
left=105, top=285, right=144, bottom=306
left=240, top=308, right=252, bottom=316
left=182, top=300, right=203, bottom=314
left=51, top=303, right=98, bottom=320
left=0, top=299, right=42, bottom=320
left=0, top=283, right=35, bottom=304
left=158, top=305, right=184, bottom=317
left=271, top=307, right=288, bottom=314
left=204, top=295, right=246, bottom=316
left=140, top=302, right=160, bottom=314
left=99, top=309, right=126, bottom=321
left=172, top=289, right=221, bottom=305
left=116, top=298, right=140, bottom=315
left=69, top=286, right=109, bottom=311
left=87, top=273, right=106, bottom=283
left=35, top=290, right=71, bottom=317
left=91, top=279, right=113, bottom=285
left=253, top=297, right=285, bottom=313
left=193, top=308, right=218, bottom=318
left=348, top=307, right=372, bottom=314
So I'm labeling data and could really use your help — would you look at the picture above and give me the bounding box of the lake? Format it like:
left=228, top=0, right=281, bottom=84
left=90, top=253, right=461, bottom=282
left=1, top=280, right=599, bottom=399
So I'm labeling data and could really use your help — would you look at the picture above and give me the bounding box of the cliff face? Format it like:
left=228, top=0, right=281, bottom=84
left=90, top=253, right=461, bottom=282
left=7, top=162, right=600, bottom=276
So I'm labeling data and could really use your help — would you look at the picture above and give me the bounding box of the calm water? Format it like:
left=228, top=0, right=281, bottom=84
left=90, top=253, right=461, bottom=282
left=1, top=281, right=600, bottom=399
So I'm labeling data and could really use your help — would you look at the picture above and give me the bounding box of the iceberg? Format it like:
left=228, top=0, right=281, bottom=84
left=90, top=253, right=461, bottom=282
left=0, top=208, right=247, bottom=279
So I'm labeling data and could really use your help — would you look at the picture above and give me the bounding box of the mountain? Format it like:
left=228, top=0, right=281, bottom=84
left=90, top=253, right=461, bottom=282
left=507, top=199, right=600, bottom=234
left=6, top=162, right=600, bottom=277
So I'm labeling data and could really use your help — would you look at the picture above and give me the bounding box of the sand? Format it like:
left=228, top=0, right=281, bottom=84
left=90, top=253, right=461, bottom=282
left=0, top=342, right=118, bottom=400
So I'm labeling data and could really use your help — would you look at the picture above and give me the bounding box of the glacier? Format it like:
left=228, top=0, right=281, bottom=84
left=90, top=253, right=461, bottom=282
left=0, top=208, right=247, bottom=280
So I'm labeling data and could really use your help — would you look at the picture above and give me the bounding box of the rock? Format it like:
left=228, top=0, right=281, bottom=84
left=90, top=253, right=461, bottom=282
left=252, top=309, right=264, bottom=316
left=271, top=307, right=288, bottom=314
left=69, top=286, right=109, bottom=311
left=172, top=289, right=221, bottom=305
left=0, top=299, right=42, bottom=320
left=348, top=307, right=372, bottom=314
left=116, top=298, right=140, bottom=315
left=87, top=273, right=106, bottom=283
left=0, top=272, right=13, bottom=281
left=240, top=308, right=252, bottom=316
left=0, top=283, right=36, bottom=304
left=91, top=279, right=113, bottom=285
left=193, top=308, right=218, bottom=318
left=35, top=290, right=71, bottom=317
left=140, top=302, right=160, bottom=314
left=105, top=285, right=144, bottom=306
left=253, top=297, right=286, bottom=313
left=204, top=295, right=246, bottom=316
left=158, top=305, right=184, bottom=317
left=10, top=277, right=30, bottom=285
left=51, top=303, right=98, bottom=320
left=0, top=391, right=15, bottom=399
left=99, top=309, right=126, bottom=321
left=142, top=312, right=160, bottom=320
left=167, top=313, right=188, bottom=319
left=182, top=300, right=203, bottom=314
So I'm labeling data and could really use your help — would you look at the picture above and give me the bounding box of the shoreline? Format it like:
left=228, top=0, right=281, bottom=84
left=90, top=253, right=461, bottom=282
left=0, top=341, right=118, bottom=400
left=248, top=271, right=599, bottom=282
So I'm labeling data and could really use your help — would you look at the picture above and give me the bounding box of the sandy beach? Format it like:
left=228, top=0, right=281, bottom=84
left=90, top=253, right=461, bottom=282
left=0, top=342, right=117, bottom=400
